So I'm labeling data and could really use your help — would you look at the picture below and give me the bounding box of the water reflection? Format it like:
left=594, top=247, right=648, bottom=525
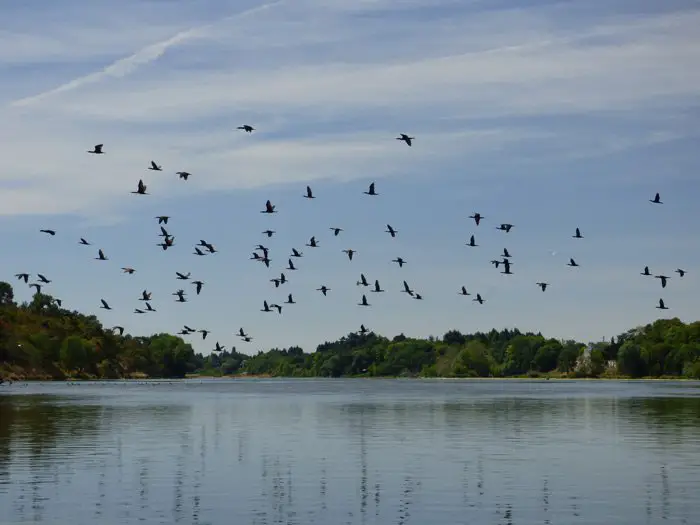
left=0, top=380, right=699, bottom=524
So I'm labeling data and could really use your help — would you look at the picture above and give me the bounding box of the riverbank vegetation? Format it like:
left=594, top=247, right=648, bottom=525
left=1, top=281, right=698, bottom=380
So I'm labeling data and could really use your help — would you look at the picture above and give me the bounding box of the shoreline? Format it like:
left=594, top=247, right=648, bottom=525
left=2, top=373, right=697, bottom=382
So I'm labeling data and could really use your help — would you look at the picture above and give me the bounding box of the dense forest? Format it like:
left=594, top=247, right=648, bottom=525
left=1, top=280, right=699, bottom=380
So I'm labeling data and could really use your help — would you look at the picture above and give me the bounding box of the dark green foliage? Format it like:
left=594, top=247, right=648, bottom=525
left=1, top=280, right=699, bottom=380
left=238, top=320, right=700, bottom=379
left=0, top=282, right=202, bottom=379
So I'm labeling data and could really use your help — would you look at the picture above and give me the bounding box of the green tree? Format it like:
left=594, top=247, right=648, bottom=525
left=0, top=281, right=14, bottom=306
left=60, top=336, right=89, bottom=371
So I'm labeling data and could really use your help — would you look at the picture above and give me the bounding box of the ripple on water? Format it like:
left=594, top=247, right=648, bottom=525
left=1, top=379, right=700, bottom=524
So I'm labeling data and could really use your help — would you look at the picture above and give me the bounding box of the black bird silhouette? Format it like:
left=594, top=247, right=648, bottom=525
left=287, top=259, right=297, bottom=271
left=359, top=324, right=369, bottom=334
left=100, top=299, right=111, bottom=310
left=261, top=300, right=273, bottom=313
left=285, top=294, right=296, bottom=304
left=358, top=294, right=371, bottom=307
left=469, top=212, right=483, bottom=226
left=242, top=336, right=253, bottom=342
left=155, top=216, right=169, bottom=224
left=140, top=290, right=152, bottom=301
left=132, top=179, right=148, bottom=195
left=96, top=249, right=108, bottom=261
left=306, top=236, right=319, bottom=248
left=573, top=227, right=583, bottom=239
left=357, top=274, right=369, bottom=287
left=113, top=326, right=124, bottom=336
left=490, top=259, right=501, bottom=268
left=641, top=266, right=651, bottom=276
left=392, top=257, right=406, bottom=267
left=567, top=258, right=579, bottom=267
left=317, top=285, right=331, bottom=296
left=502, top=248, right=511, bottom=258
left=214, top=342, right=225, bottom=352
left=148, top=161, right=162, bottom=171
left=343, top=249, right=356, bottom=260
left=36, top=274, right=51, bottom=284
left=270, top=277, right=281, bottom=288
left=330, top=227, right=343, bottom=236
left=372, top=280, right=384, bottom=293
left=401, top=280, right=414, bottom=296
left=385, top=224, right=398, bottom=238
left=29, top=283, right=42, bottom=294
left=364, top=182, right=378, bottom=196
left=40, top=229, right=56, bottom=236
left=237, top=328, right=248, bottom=338
left=15, top=273, right=30, bottom=283
left=176, top=272, right=190, bottom=280
left=237, top=125, right=255, bottom=133
left=656, top=298, right=669, bottom=310
left=396, top=133, right=414, bottom=146
left=459, top=286, right=470, bottom=296
left=537, top=282, right=549, bottom=292
left=159, top=226, right=170, bottom=237
left=655, top=275, right=670, bottom=288
left=261, top=200, right=277, bottom=214
left=473, top=293, right=485, bottom=305
left=79, top=237, right=91, bottom=245
left=649, top=192, right=662, bottom=204
left=173, top=289, right=187, bottom=302
left=270, top=303, right=282, bottom=314
left=192, top=280, right=204, bottom=294
left=158, top=236, right=175, bottom=250
left=496, top=223, right=514, bottom=233
left=304, top=185, right=315, bottom=199
left=144, top=302, right=156, bottom=312
left=263, top=229, right=276, bottom=238
left=675, top=269, right=686, bottom=278
left=176, top=171, right=191, bottom=180
left=193, top=247, right=207, bottom=256
left=501, top=260, right=513, bottom=275
left=413, top=293, right=423, bottom=300
left=291, top=248, right=303, bottom=258
left=199, top=330, right=210, bottom=340
left=88, top=144, right=104, bottom=154
left=466, top=235, right=478, bottom=247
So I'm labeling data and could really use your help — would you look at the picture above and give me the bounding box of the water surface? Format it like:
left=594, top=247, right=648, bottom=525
left=1, top=379, right=700, bottom=524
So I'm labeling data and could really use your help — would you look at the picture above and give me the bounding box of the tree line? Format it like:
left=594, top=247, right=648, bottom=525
left=1, top=281, right=698, bottom=380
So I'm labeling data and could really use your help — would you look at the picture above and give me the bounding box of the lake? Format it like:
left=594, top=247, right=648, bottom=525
left=1, top=379, right=700, bottom=524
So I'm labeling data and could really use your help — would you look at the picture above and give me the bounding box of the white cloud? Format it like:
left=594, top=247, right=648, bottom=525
left=1, top=0, right=699, bottom=216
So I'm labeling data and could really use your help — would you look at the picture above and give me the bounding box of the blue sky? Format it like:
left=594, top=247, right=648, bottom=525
left=1, top=0, right=699, bottom=355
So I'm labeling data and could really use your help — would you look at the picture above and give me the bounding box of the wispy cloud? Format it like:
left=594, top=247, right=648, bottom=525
left=1, top=0, right=699, bottom=216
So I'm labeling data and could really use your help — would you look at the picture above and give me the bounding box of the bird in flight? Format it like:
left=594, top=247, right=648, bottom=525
left=237, top=125, right=255, bottom=133
left=88, top=144, right=104, bottom=154
left=364, top=182, right=378, bottom=196
left=261, top=200, right=277, bottom=214
left=396, top=133, right=415, bottom=146
left=132, top=179, right=148, bottom=195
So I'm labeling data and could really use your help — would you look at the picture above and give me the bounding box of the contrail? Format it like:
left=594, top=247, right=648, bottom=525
left=10, top=0, right=285, bottom=108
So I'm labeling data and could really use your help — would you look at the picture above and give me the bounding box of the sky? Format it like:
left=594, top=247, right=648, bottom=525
left=1, top=0, right=699, bottom=356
